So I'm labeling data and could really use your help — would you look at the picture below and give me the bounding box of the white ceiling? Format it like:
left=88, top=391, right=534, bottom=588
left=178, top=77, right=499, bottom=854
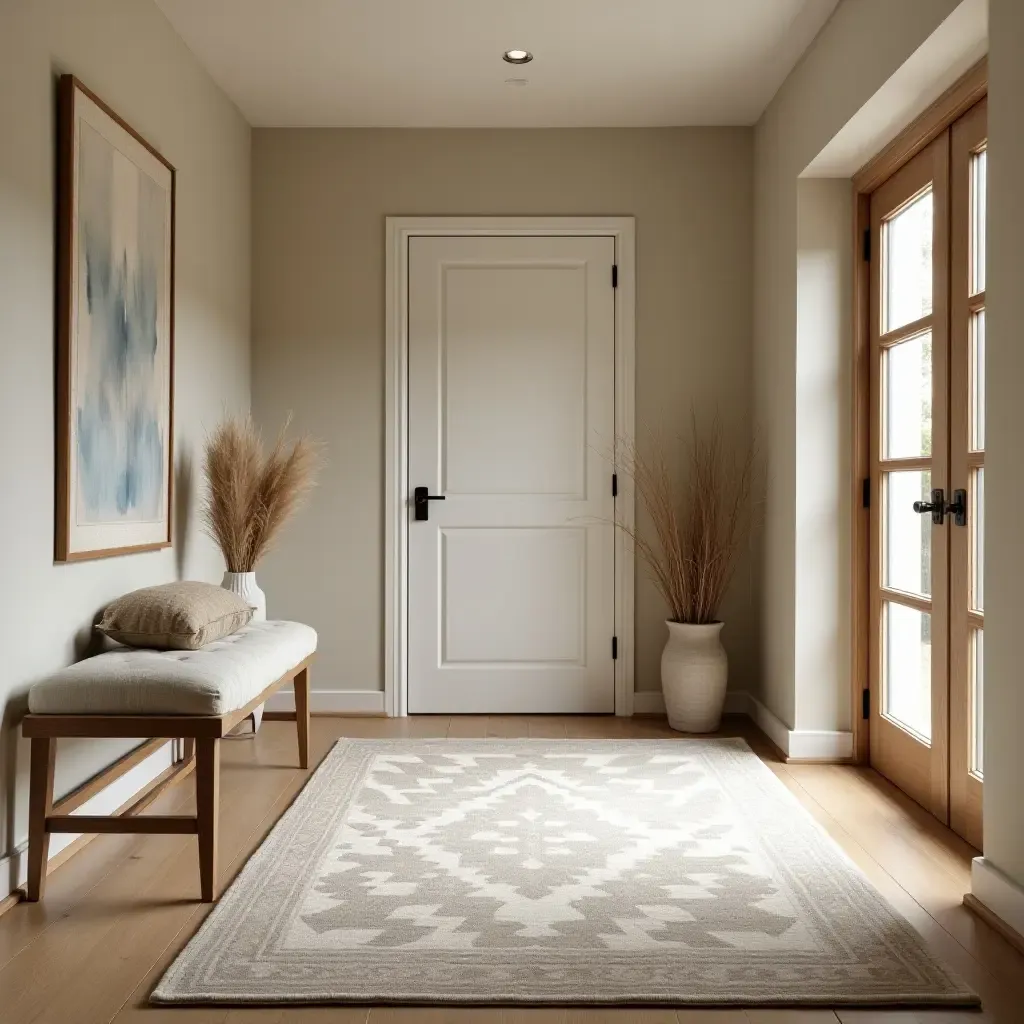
left=155, top=0, right=840, bottom=128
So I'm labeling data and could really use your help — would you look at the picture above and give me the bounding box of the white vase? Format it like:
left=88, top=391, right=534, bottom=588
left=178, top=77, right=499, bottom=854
left=221, top=571, right=266, bottom=622
left=221, top=571, right=266, bottom=736
left=660, top=620, right=728, bottom=733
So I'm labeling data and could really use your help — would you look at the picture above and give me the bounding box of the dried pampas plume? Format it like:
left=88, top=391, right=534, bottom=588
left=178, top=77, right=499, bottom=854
left=201, top=415, right=321, bottom=573
left=615, top=416, right=759, bottom=625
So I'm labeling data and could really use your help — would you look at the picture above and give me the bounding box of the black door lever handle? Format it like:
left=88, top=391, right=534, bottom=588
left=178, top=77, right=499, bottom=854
left=413, top=486, right=445, bottom=521
left=913, top=488, right=946, bottom=525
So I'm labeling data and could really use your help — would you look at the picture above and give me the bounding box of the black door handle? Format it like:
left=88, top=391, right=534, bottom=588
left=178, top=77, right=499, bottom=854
left=913, top=488, right=945, bottom=525
left=413, top=486, right=445, bottom=521
left=947, top=488, right=968, bottom=526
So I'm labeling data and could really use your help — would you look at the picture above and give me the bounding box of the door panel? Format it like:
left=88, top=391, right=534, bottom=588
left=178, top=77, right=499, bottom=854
left=949, top=98, right=987, bottom=849
left=408, top=235, right=616, bottom=714
left=440, top=527, right=586, bottom=664
left=440, top=264, right=588, bottom=497
left=869, top=134, right=950, bottom=820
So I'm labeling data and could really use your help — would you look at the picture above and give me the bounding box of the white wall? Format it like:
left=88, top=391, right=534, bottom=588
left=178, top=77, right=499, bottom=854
left=795, top=178, right=853, bottom=732
left=976, top=0, right=1024, bottom=901
left=754, top=0, right=961, bottom=730
left=251, top=128, right=756, bottom=704
left=0, top=0, right=250, bottom=891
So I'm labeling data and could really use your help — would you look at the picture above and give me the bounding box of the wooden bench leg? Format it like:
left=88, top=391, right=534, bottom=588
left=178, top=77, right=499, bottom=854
left=196, top=737, right=220, bottom=903
left=294, top=666, right=310, bottom=770
left=26, top=737, right=56, bottom=901
left=181, top=737, right=195, bottom=764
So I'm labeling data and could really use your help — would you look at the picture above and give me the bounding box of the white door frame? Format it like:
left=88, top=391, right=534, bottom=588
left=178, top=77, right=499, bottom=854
left=384, top=216, right=636, bottom=718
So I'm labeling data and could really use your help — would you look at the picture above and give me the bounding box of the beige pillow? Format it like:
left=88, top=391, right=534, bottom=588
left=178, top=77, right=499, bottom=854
left=96, top=581, right=254, bottom=651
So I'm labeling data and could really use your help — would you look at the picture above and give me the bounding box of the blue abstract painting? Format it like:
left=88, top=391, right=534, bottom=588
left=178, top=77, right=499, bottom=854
left=75, top=120, right=168, bottom=525
left=58, top=79, right=174, bottom=560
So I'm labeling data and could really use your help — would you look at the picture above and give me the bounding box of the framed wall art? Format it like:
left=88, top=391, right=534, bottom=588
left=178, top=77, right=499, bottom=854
left=55, top=75, right=175, bottom=562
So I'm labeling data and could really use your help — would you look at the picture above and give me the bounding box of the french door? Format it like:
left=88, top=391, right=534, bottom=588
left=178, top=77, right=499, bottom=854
left=867, top=100, right=986, bottom=847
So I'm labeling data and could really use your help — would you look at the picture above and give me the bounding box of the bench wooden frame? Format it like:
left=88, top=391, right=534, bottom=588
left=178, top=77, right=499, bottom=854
left=21, top=657, right=312, bottom=904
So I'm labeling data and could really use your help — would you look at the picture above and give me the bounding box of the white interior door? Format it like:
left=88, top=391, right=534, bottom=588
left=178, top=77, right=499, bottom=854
left=408, top=235, right=616, bottom=714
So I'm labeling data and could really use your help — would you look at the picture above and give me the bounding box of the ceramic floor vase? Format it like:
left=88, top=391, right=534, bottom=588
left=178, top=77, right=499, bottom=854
left=661, top=620, right=728, bottom=733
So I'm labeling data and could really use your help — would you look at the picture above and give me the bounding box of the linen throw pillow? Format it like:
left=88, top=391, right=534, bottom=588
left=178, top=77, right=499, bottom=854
left=97, top=581, right=253, bottom=651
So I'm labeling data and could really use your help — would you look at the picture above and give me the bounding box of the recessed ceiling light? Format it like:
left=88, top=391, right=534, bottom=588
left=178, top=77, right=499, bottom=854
left=503, top=49, right=533, bottom=64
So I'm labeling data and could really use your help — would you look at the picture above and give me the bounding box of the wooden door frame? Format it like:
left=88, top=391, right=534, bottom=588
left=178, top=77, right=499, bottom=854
left=384, top=216, right=636, bottom=719
left=851, top=60, right=987, bottom=764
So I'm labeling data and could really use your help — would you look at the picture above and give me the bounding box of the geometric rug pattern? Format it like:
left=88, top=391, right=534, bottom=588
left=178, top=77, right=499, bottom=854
left=153, top=738, right=977, bottom=1006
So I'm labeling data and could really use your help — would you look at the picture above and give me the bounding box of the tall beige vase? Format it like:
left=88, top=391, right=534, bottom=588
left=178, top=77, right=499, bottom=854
left=660, top=621, right=728, bottom=733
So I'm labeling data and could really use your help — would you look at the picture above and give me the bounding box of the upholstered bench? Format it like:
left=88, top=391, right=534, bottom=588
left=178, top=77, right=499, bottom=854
left=22, top=620, right=316, bottom=903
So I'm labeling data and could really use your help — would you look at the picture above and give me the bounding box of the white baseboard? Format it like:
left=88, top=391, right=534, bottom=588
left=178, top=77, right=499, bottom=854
left=752, top=698, right=854, bottom=760
left=265, top=688, right=386, bottom=715
left=630, top=688, right=853, bottom=760
left=784, top=728, right=855, bottom=760
left=1, top=740, right=176, bottom=903
left=971, top=857, right=1024, bottom=939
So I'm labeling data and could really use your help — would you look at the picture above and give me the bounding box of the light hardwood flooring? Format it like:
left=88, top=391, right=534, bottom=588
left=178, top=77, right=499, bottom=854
left=0, top=713, right=1019, bottom=1023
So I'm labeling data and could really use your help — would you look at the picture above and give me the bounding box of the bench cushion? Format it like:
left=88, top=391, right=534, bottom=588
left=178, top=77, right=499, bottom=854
left=27, top=621, right=317, bottom=717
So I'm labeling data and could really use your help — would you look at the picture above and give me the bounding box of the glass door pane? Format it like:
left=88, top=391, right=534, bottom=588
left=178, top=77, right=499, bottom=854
left=885, top=190, right=933, bottom=331
left=974, top=467, right=984, bottom=610
left=971, top=310, right=985, bottom=450
left=972, top=149, right=986, bottom=294
left=884, top=471, right=931, bottom=596
left=884, top=332, right=933, bottom=458
left=884, top=602, right=932, bottom=740
left=973, top=628, right=984, bottom=775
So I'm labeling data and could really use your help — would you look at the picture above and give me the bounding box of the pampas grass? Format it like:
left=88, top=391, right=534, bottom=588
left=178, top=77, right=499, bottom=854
left=616, top=417, right=757, bottom=624
left=201, top=416, right=320, bottom=573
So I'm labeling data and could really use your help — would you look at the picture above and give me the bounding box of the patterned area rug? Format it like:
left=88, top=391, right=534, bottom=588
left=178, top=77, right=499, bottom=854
left=153, top=738, right=976, bottom=1007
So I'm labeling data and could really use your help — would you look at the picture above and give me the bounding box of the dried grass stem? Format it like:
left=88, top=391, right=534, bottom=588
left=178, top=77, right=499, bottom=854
left=616, top=418, right=756, bottom=624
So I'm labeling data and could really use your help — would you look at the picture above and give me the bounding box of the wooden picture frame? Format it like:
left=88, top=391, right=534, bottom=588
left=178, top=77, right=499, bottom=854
left=55, top=75, right=176, bottom=562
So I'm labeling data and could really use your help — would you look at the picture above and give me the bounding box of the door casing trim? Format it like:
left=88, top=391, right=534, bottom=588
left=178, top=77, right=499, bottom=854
left=384, top=216, right=636, bottom=718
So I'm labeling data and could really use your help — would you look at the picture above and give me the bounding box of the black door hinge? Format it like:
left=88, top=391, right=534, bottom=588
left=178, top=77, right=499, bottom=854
left=612, top=636, right=618, bottom=660
left=862, top=478, right=870, bottom=508
left=612, top=264, right=618, bottom=288
left=612, top=473, right=618, bottom=497
left=862, top=688, right=870, bottom=719
left=863, top=227, right=871, bottom=261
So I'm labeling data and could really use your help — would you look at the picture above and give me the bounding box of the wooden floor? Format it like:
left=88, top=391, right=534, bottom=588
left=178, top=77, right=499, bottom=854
left=0, top=713, right=1019, bottom=1023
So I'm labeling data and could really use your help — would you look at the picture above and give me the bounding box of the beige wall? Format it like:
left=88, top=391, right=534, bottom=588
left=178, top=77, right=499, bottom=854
left=753, top=0, right=961, bottom=730
left=981, top=0, right=1024, bottom=891
left=0, top=0, right=250, bottom=884
left=794, top=178, right=854, bottom=732
left=252, top=128, right=756, bottom=702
